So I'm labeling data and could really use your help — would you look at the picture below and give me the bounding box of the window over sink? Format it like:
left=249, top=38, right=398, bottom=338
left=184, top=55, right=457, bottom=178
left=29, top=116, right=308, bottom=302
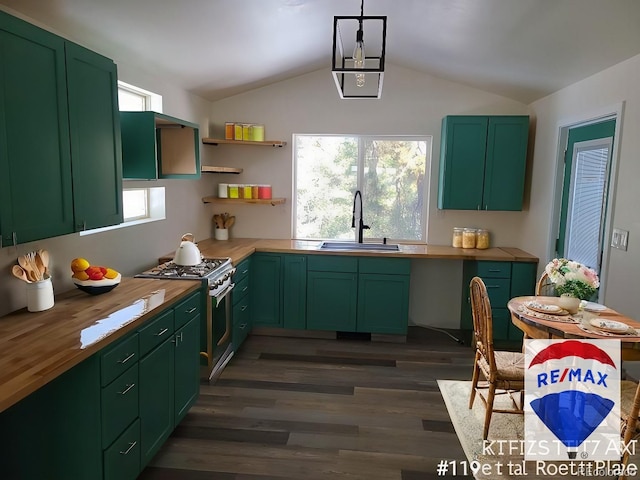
left=293, top=135, right=430, bottom=242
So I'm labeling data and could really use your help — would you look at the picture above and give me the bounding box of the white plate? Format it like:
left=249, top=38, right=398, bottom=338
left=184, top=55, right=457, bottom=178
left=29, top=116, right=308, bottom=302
left=525, top=301, right=564, bottom=314
left=589, top=318, right=629, bottom=333
left=583, top=301, right=607, bottom=312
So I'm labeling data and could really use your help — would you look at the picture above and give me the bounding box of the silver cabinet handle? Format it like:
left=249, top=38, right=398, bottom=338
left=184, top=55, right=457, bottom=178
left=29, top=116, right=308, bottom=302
left=185, top=307, right=197, bottom=314
left=239, top=323, right=247, bottom=330
left=172, top=332, right=183, bottom=346
left=486, top=285, right=500, bottom=289
left=117, top=383, right=135, bottom=395
left=118, top=353, right=135, bottom=364
left=119, top=441, right=137, bottom=455
left=155, top=328, right=169, bottom=337
left=240, top=305, right=248, bottom=311
left=241, top=286, right=248, bottom=293
left=488, top=269, right=502, bottom=272
left=242, top=269, right=249, bottom=275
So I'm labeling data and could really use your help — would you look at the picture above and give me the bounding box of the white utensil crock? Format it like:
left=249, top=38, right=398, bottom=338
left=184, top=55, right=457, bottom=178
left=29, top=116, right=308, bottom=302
left=215, top=228, right=229, bottom=241
left=26, top=275, right=54, bottom=312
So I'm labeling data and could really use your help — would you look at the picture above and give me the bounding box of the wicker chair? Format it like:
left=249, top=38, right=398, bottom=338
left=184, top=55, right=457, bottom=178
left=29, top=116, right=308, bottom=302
left=619, top=380, right=640, bottom=480
left=468, top=276, right=525, bottom=440
left=535, top=271, right=556, bottom=296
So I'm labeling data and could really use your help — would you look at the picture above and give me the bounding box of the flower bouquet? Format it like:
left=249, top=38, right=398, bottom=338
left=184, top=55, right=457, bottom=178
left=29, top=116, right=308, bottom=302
left=544, top=258, right=600, bottom=300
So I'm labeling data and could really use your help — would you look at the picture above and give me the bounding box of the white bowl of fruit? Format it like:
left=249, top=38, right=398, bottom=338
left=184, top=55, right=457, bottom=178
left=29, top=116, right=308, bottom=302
left=71, top=258, right=121, bottom=295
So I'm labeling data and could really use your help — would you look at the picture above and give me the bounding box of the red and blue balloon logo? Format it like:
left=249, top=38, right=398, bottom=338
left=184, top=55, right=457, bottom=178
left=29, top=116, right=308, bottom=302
left=525, top=339, right=620, bottom=460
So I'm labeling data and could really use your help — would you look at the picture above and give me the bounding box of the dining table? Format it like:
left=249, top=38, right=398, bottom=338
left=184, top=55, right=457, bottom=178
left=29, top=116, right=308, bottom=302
left=508, top=296, right=640, bottom=361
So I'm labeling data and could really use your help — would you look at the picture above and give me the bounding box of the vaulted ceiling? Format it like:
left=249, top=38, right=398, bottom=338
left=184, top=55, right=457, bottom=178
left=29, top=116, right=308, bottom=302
left=3, top=0, right=640, bottom=103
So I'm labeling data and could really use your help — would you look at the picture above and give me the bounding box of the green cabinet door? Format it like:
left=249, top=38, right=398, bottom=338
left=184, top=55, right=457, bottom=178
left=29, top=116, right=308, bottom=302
left=233, top=295, right=251, bottom=350
left=0, top=354, right=102, bottom=479
left=438, top=116, right=488, bottom=210
left=251, top=253, right=282, bottom=327
left=139, top=338, right=174, bottom=467
left=283, top=255, right=307, bottom=329
left=483, top=116, right=529, bottom=211
left=306, top=271, right=357, bottom=331
left=66, top=42, right=123, bottom=231
left=174, top=316, right=201, bottom=424
left=438, top=115, right=529, bottom=211
left=357, top=273, right=410, bottom=334
left=103, top=418, right=140, bottom=480
left=508, top=261, right=537, bottom=341
left=0, top=11, right=74, bottom=245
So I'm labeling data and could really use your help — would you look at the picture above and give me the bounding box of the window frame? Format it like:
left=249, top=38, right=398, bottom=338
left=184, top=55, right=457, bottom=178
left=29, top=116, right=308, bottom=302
left=292, top=133, right=431, bottom=243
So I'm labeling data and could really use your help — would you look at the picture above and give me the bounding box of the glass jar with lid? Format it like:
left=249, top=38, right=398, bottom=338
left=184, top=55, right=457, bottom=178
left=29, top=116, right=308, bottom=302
left=462, top=228, right=477, bottom=249
left=476, top=229, right=490, bottom=249
left=452, top=227, right=463, bottom=248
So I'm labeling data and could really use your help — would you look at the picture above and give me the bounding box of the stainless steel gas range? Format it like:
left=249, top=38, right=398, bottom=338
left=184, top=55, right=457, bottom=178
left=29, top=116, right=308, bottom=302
left=136, top=257, right=236, bottom=380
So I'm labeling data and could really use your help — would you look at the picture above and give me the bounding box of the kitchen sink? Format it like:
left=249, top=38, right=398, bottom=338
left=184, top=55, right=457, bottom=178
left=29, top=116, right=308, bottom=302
left=319, top=241, right=400, bottom=251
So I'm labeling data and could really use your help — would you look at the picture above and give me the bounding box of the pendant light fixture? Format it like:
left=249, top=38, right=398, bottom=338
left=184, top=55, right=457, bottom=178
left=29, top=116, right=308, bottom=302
left=332, top=0, right=386, bottom=99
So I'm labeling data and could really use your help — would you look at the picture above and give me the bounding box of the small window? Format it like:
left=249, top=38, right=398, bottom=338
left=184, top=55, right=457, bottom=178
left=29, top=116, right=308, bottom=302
left=123, top=189, right=149, bottom=221
left=117, top=81, right=163, bottom=112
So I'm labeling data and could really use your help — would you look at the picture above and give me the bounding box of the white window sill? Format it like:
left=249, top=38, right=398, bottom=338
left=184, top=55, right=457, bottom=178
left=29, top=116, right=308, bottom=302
left=79, top=215, right=165, bottom=236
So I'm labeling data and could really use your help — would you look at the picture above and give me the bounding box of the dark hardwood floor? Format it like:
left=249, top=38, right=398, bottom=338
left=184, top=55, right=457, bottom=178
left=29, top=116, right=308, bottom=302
left=139, top=327, right=475, bottom=480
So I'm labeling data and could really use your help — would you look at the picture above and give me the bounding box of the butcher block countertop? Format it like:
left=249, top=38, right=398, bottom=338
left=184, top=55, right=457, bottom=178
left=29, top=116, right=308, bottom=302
left=0, top=278, right=201, bottom=414
left=166, top=238, right=539, bottom=265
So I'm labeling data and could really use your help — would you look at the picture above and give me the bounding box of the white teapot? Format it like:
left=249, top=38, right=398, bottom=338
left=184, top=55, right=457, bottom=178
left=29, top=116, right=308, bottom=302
left=173, top=233, right=202, bottom=266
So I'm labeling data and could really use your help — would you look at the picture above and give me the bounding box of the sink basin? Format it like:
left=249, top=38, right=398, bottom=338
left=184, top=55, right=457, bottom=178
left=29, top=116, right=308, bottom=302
left=319, top=241, right=399, bottom=251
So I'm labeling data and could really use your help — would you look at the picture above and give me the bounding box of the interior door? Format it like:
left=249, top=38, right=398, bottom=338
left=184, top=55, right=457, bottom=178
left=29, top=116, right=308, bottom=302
left=557, top=119, right=615, bottom=278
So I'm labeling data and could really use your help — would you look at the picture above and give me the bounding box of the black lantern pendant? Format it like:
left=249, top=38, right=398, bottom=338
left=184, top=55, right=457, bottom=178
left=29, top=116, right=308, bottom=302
left=332, top=0, right=387, bottom=99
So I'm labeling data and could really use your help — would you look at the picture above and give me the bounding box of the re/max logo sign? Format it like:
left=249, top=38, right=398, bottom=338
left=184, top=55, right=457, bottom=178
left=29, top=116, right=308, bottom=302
left=537, top=368, right=608, bottom=388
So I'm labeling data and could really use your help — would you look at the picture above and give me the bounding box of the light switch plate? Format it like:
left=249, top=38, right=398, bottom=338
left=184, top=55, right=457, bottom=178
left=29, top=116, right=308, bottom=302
left=611, top=228, right=629, bottom=251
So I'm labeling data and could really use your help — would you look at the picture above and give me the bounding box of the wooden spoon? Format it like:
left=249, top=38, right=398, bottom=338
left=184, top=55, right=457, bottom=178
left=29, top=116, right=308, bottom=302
left=37, top=249, right=50, bottom=275
left=18, top=255, right=37, bottom=281
left=224, top=216, right=235, bottom=229
left=35, top=251, right=46, bottom=278
left=12, top=265, right=30, bottom=283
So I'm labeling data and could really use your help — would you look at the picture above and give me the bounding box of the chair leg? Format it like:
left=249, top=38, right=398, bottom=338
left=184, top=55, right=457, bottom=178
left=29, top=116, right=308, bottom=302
left=483, top=383, right=496, bottom=440
left=469, top=352, right=480, bottom=409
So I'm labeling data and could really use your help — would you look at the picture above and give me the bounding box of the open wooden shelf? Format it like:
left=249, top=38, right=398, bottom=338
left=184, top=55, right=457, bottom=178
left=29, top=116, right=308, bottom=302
left=202, top=196, right=286, bottom=206
left=201, top=166, right=243, bottom=174
left=202, top=138, right=287, bottom=147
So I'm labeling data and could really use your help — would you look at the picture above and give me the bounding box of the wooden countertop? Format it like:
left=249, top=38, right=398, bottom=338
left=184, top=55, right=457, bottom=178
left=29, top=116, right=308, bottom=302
left=0, top=278, right=201, bottom=413
left=162, top=238, right=539, bottom=265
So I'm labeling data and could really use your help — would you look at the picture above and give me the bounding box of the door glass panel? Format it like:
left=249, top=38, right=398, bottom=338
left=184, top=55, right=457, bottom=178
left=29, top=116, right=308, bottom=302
left=564, top=140, right=611, bottom=272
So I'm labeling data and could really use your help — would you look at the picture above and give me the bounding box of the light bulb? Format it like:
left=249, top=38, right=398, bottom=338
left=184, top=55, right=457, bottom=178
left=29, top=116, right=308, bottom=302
left=353, top=27, right=365, bottom=87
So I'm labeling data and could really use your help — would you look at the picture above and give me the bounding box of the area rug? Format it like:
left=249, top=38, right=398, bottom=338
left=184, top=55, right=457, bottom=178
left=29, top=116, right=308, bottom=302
left=438, top=380, right=636, bottom=480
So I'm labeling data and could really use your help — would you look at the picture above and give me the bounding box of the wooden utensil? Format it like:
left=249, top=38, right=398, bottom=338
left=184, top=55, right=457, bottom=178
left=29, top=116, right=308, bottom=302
left=35, top=251, right=46, bottom=278
left=18, top=255, right=37, bottom=282
left=37, top=249, right=50, bottom=275
left=224, top=216, right=235, bottom=229
left=12, top=265, right=30, bottom=283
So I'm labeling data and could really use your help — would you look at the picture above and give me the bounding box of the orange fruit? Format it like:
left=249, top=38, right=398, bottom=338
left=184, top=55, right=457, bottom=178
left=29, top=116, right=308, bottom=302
left=71, top=257, right=90, bottom=273
left=104, top=268, right=119, bottom=279
left=72, top=271, right=90, bottom=281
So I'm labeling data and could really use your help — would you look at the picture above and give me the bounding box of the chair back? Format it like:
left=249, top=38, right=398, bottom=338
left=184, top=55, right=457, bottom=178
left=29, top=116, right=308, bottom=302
left=535, top=271, right=556, bottom=296
left=469, top=276, right=497, bottom=374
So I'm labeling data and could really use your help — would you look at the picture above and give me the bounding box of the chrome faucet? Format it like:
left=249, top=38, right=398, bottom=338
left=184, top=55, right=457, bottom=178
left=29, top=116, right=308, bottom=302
left=351, top=190, right=370, bottom=243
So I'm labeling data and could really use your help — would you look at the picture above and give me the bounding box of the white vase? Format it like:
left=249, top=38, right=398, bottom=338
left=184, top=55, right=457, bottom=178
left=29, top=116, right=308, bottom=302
left=558, top=294, right=580, bottom=314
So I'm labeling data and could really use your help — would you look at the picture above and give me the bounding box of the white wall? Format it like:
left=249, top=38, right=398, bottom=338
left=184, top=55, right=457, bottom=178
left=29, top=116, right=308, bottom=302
left=0, top=20, right=217, bottom=317
left=207, top=64, right=530, bottom=327
left=527, top=53, right=640, bottom=318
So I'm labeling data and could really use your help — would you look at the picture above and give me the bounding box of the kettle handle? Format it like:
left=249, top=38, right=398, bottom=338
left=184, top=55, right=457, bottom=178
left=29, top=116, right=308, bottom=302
left=181, top=233, right=195, bottom=242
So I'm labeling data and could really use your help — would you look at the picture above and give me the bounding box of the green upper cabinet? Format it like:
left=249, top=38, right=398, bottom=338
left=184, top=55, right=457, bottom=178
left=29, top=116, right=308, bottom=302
left=120, top=112, right=201, bottom=180
left=0, top=11, right=74, bottom=246
left=66, top=43, right=123, bottom=231
left=438, top=115, right=529, bottom=211
left=0, top=11, right=122, bottom=245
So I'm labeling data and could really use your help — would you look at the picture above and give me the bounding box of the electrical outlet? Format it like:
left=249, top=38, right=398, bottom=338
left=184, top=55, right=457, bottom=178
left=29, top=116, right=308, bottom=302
left=611, top=228, right=629, bottom=251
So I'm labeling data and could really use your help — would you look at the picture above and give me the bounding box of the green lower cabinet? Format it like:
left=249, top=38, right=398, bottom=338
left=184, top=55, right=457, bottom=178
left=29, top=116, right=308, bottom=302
left=139, top=338, right=175, bottom=467
left=101, top=363, right=139, bottom=448
left=104, top=419, right=141, bottom=480
left=174, top=316, right=201, bottom=423
left=357, top=273, right=410, bottom=334
left=283, top=255, right=307, bottom=329
left=233, top=296, right=251, bottom=350
left=0, top=355, right=102, bottom=479
left=306, top=271, right=358, bottom=331
left=461, top=260, right=537, bottom=342
left=251, top=253, right=282, bottom=327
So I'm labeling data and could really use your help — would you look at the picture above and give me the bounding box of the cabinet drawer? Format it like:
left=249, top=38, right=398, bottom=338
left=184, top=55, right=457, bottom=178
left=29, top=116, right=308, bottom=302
left=138, top=309, right=174, bottom=357
left=101, top=334, right=139, bottom=387
left=307, top=255, right=357, bottom=273
left=359, top=257, right=410, bottom=275
left=103, top=418, right=140, bottom=480
left=477, top=261, right=511, bottom=278
left=234, top=258, right=251, bottom=283
left=482, top=278, right=511, bottom=309
left=101, top=364, right=139, bottom=448
left=174, top=291, right=200, bottom=329
left=233, top=276, right=250, bottom=305
left=233, top=298, right=251, bottom=349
